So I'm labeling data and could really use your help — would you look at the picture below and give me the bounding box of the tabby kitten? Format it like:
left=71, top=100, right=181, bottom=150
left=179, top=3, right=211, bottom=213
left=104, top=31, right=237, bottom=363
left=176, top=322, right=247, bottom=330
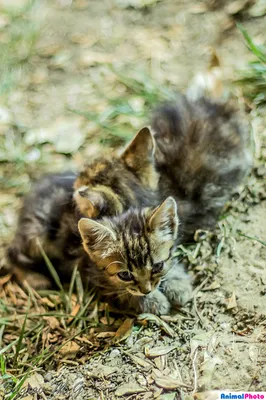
left=151, top=94, right=252, bottom=240
left=3, top=95, right=251, bottom=315
left=3, top=175, right=191, bottom=314
left=3, top=172, right=81, bottom=288
left=3, top=128, right=162, bottom=291
left=78, top=197, right=191, bottom=315
left=75, top=95, right=251, bottom=242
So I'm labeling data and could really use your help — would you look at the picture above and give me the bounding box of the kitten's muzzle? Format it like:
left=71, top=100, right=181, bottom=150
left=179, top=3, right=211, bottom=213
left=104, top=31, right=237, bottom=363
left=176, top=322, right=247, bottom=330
left=141, top=288, right=152, bottom=295
left=127, top=288, right=147, bottom=296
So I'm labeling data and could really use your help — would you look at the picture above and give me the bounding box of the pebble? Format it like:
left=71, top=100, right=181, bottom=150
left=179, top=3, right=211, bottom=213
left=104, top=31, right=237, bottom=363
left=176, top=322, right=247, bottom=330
left=109, top=349, right=121, bottom=358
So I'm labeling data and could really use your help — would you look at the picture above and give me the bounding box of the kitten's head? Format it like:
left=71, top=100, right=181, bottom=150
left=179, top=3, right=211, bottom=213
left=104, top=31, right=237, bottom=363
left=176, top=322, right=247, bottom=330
left=73, top=126, right=158, bottom=218
left=78, top=197, right=178, bottom=296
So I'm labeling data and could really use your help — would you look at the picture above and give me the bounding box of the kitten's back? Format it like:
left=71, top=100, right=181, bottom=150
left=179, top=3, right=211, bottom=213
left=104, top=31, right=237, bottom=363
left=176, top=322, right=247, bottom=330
left=3, top=172, right=81, bottom=287
left=151, top=95, right=251, bottom=239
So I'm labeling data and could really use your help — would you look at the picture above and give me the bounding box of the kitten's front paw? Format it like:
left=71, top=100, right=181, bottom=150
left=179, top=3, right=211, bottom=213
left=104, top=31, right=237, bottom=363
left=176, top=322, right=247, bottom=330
left=162, top=278, right=192, bottom=308
left=141, top=289, right=171, bottom=315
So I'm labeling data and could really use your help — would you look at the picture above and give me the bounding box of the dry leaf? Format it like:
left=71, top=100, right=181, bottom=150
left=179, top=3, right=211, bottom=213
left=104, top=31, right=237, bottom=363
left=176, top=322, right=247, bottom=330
left=226, top=292, right=237, bottom=309
left=87, top=365, right=118, bottom=378
left=154, top=355, right=166, bottom=371
left=138, top=314, right=175, bottom=337
left=187, top=51, right=223, bottom=100
left=0, top=274, right=12, bottom=286
left=194, top=391, right=221, bottom=400
left=114, top=318, right=134, bottom=342
left=40, top=297, right=56, bottom=308
left=200, top=351, right=223, bottom=387
left=124, top=351, right=153, bottom=369
left=145, top=345, right=177, bottom=358
left=59, top=341, right=80, bottom=357
left=67, top=303, right=80, bottom=323
left=43, top=316, right=60, bottom=330
left=100, top=316, right=115, bottom=325
left=249, top=345, right=259, bottom=363
left=154, top=388, right=163, bottom=398
left=22, top=373, right=44, bottom=389
left=202, top=281, right=221, bottom=291
left=75, top=336, right=93, bottom=345
left=155, top=376, right=191, bottom=389
left=115, top=382, right=146, bottom=397
left=97, top=331, right=116, bottom=339
left=142, top=392, right=155, bottom=400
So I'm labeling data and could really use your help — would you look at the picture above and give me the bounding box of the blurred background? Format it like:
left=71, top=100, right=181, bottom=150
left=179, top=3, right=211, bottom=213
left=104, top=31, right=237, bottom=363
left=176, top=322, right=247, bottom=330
left=0, top=0, right=265, bottom=244
left=1, top=2, right=266, bottom=395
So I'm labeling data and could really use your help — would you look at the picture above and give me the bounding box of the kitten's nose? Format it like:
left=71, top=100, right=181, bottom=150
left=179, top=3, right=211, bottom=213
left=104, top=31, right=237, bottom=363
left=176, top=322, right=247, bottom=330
left=142, top=289, right=152, bottom=295
left=139, top=283, right=152, bottom=295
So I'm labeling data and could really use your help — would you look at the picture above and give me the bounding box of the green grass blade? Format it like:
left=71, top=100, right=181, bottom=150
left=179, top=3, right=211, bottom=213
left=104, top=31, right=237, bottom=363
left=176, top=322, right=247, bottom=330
left=238, top=232, right=266, bottom=246
left=68, top=264, right=79, bottom=314
left=237, top=24, right=266, bottom=63
left=36, top=238, right=64, bottom=291
left=13, top=299, right=30, bottom=367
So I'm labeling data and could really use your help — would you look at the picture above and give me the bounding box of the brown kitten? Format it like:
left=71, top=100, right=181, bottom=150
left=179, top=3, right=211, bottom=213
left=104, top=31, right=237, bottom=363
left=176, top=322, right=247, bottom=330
left=2, top=127, right=160, bottom=290
left=151, top=94, right=251, bottom=240
left=73, top=126, right=159, bottom=218
left=3, top=174, right=191, bottom=315
left=78, top=197, right=191, bottom=315
left=3, top=95, right=251, bottom=316
left=2, top=172, right=82, bottom=287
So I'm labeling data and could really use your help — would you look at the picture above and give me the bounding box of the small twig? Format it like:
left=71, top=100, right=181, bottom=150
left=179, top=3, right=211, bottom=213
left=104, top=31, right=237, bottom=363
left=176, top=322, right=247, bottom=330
left=192, top=347, right=199, bottom=394
left=193, top=296, right=205, bottom=327
left=191, top=276, right=209, bottom=299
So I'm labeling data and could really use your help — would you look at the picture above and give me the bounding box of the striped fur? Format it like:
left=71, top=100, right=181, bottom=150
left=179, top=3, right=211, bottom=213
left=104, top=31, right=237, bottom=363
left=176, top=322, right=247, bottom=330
left=152, top=94, right=251, bottom=240
left=2, top=95, right=251, bottom=314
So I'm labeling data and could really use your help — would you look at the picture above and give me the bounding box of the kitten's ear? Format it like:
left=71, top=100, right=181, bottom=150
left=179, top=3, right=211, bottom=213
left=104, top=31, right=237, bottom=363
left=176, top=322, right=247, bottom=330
left=74, top=187, right=105, bottom=218
left=148, top=197, right=179, bottom=241
left=120, top=126, right=154, bottom=167
left=120, top=127, right=158, bottom=189
left=78, top=218, right=116, bottom=258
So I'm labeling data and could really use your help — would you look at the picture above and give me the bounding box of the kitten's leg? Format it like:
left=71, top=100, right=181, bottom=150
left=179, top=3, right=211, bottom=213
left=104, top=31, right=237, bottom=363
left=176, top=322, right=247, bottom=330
left=111, top=289, right=171, bottom=316
left=161, top=260, right=192, bottom=308
left=13, top=267, right=53, bottom=290
left=141, top=289, right=171, bottom=315
left=4, top=238, right=53, bottom=290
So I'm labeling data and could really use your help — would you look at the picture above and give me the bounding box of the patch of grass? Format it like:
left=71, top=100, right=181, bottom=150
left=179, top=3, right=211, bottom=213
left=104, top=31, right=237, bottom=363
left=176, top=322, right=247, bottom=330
left=0, top=278, right=100, bottom=397
left=0, top=0, right=40, bottom=96
left=236, top=25, right=266, bottom=105
left=70, top=65, right=175, bottom=144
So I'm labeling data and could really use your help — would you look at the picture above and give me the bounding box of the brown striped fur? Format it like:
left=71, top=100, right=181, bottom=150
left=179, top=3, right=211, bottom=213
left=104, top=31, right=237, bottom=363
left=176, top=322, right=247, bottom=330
left=2, top=95, right=251, bottom=314
left=152, top=94, right=251, bottom=240
left=78, top=197, right=191, bottom=314
left=73, top=127, right=159, bottom=218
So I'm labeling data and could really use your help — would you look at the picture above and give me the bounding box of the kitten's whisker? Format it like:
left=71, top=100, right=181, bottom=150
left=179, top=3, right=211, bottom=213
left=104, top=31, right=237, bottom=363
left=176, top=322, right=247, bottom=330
left=160, top=268, right=174, bottom=282
left=114, top=290, right=129, bottom=299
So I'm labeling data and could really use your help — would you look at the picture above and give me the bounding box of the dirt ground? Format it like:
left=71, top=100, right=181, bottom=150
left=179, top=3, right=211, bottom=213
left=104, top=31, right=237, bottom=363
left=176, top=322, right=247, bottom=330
left=0, top=0, right=266, bottom=399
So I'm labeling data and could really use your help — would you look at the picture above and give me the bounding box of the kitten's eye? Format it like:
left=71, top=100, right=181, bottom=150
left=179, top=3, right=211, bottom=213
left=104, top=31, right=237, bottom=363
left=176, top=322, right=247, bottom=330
left=117, top=271, right=134, bottom=281
left=152, top=262, right=164, bottom=274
